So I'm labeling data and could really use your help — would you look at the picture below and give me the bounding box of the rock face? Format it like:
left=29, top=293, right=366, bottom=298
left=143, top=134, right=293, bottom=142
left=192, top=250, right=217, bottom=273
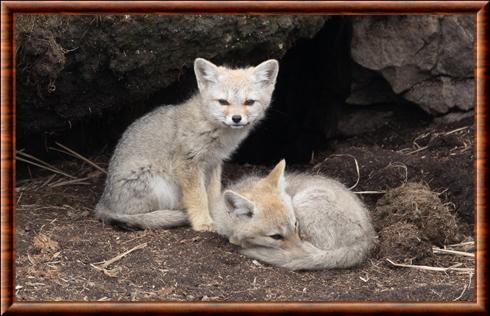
left=16, top=15, right=327, bottom=153
left=350, top=16, right=475, bottom=114
left=346, top=63, right=396, bottom=106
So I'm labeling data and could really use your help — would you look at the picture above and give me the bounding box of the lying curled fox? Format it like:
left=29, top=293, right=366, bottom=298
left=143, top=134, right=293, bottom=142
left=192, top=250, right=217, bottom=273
left=212, top=160, right=377, bottom=270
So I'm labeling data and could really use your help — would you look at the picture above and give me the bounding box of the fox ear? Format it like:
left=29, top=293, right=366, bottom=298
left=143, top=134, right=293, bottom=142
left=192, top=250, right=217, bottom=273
left=264, top=159, right=286, bottom=192
left=224, top=190, right=254, bottom=218
left=194, top=58, right=219, bottom=90
left=253, top=59, right=279, bottom=87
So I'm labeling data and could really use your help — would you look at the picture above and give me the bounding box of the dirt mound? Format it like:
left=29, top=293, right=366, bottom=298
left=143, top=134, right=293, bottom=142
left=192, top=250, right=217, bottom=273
left=16, top=16, right=66, bottom=93
left=374, top=182, right=460, bottom=246
left=377, top=222, right=432, bottom=263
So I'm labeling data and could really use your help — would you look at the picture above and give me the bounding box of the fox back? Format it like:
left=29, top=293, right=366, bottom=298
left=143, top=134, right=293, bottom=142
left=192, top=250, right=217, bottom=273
left=212, top=160, right=377, bottom=270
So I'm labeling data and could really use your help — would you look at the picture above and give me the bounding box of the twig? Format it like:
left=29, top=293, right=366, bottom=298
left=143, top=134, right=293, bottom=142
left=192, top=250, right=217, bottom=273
left=40, top=174, right=57, bottom=188
left=335, top=154, right=360, bottom=190
left=385, top=162, right=408, bottom=183
left=448, top=263, right=463, bottom=269
left=90, top=265, right=122, bottom=278
left=92, top=242, right=147, bottom=269
left=16, top=156, right=77, bottom=179
left=315, top=154, right=360, bottom=190
left=445, top=126, right=470, bottom=136
left=17, top=151, right=63, bottom=173
left=412, top=132, right=431, bottom=149
left=52, top=142, right=107, bottom=174
left=386, top=258, right=474, bottom=273
left=453, top=272, right=473, bottom=301
left=48, top=177, right=92, bottom=188
left=402, top=146, right=429, bottom=155
left=309, top=151, right=315, bottom=164
left=447, top=241, right=475, bottom=248
left=432, top=247, right=475, bottom=258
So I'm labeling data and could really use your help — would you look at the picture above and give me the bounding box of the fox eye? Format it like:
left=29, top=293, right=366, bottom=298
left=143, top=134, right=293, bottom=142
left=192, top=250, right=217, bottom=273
left=244, top=99, right=255, bottom=106
left=269, top=234, right=284, bottom=240
left=218, top=99, right=230, bottom=105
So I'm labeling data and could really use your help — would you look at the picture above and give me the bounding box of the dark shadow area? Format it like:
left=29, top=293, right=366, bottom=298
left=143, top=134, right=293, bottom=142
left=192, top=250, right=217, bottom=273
left=234, top=17, right=351, bottom=164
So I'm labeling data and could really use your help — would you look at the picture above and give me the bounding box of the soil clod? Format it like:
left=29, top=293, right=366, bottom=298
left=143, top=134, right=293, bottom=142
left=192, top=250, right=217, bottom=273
left=374, top=182, right=460, bottom=246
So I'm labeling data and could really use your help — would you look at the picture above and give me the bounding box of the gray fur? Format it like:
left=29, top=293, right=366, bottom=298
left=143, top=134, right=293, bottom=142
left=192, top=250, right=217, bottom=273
left=212, top=171, right=377, bottom=270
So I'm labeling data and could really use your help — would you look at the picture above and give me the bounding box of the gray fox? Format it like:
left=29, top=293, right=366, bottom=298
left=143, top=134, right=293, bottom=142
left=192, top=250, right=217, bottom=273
left=94, top=58, right=279, bottom=231
left=212, top=160, right=377, bottom=270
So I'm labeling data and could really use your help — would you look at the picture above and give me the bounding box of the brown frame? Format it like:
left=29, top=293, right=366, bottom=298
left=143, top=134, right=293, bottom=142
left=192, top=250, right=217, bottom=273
left=1, top=1, right=488, bottom=314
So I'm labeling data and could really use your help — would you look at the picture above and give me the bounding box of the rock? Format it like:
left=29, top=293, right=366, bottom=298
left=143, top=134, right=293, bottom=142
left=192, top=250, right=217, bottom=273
left=403, top=77, right=474, bottom=114
left=436, top=16, right=475, bottom=77
left=346, top=63, right=396, bottom=105
left=350, top=16, right=475, bottom=114
left=337, top=108, right=393, bottom=136
left=433, top=111, right=474, bottom=124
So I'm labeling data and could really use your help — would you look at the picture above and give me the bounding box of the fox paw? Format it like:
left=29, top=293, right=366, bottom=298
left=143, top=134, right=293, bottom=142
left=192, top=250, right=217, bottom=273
left=192, top=220, right=216, bottom=232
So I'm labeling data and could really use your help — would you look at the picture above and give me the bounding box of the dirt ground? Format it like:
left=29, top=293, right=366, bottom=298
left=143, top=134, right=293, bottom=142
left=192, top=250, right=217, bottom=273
left=15, top=109, right=475, bottom=302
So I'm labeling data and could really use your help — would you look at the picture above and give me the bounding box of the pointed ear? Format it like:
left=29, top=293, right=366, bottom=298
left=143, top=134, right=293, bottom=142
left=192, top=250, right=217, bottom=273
left=224, top=190, right=254, bottom=218
left=263, top=159, right=286, bottom=192
left=194, top=58, right=219, bottom=91
left=253, top=59, right=279, bottom=87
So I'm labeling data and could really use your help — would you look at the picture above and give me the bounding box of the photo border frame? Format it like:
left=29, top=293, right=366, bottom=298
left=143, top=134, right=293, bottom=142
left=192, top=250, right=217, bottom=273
left=1, top=1, right=488, bottom=314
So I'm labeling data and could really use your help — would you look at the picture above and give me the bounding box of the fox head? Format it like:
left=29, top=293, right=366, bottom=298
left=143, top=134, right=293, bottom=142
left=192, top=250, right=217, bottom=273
left=194, top=58, right=279, bottom=129
left=223, top=160, right=302, bottom=250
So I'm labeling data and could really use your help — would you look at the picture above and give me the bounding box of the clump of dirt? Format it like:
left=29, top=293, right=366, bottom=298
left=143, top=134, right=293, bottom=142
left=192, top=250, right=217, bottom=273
left=374, top=182, right=460, bottom=246
left=16, top=16, right=66, bottom=94
left=21, top=232, right=61, bottom=280
left=33, top=233, right=59, bottom=253
left=377, top=222, right=432, bottom=263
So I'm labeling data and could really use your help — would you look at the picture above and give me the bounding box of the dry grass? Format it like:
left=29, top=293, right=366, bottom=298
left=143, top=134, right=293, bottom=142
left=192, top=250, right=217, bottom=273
left=386, top=259, right=474, bottom=273
left=313, top=154, right=360, bottom=190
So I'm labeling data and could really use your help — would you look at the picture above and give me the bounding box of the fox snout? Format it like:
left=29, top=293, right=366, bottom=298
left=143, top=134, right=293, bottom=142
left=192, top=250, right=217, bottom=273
left=281, top=233, right=303, bottom=250
left=224, top=106, right=250, bottom=128
left=232, top=115, right=242, bottom=123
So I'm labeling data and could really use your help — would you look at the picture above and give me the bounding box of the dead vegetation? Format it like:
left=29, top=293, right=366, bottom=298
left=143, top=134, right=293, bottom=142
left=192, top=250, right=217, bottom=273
left=374, top=182, right=460, bottom=246
left=377, top=222, right=433, bottom=263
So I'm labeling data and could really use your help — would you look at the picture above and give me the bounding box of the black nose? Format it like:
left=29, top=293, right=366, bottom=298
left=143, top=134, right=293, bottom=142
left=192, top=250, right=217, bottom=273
left=232, top=115, right=242, bottom=123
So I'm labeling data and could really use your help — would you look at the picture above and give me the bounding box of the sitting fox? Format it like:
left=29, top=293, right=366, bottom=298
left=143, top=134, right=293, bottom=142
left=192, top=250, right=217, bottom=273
left=212, top=160, right=377, bottom=270
left=94, top=58, right=279, bottom=231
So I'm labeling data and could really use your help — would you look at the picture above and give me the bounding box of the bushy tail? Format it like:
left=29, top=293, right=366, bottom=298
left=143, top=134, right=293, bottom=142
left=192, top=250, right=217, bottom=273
left=93, top=205, right=188, bottom=231
left=241, top=240, right=373, bottom=271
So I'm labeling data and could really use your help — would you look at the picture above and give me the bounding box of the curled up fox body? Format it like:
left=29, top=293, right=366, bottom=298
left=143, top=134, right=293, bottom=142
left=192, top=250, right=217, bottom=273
left=212, top=160, right=377, bottom=270
left=94, top=58, right=279, bottom=231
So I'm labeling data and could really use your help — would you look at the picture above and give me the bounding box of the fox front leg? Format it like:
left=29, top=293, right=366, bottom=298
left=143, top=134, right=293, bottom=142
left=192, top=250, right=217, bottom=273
left=206, top=164, right=222, bottom=214
left=178, top=166, right=215, bottom=232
